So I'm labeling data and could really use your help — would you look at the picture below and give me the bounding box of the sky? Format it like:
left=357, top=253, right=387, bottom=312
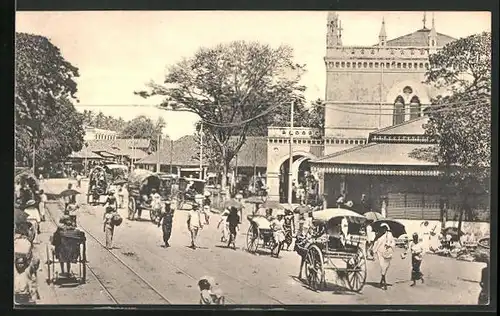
left=16, top=11, right=491, bottom=140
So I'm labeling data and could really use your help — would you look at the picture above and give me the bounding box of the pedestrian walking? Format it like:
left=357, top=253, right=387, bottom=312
left=104, top=191, right=118, bottom=211
left=64, top=183, right=77, bottom=210
left=270, top=212, right=286, bottom=258
left=23, top=200, right=41, bottom=243
left=103, top=206, right=117, bottom=249
left=187, top=204, right=203, bottom=249
left=226, top=207, right=240, bottom=250
left=38, top=190, right=47, bottom=222
left=283, top=209, right=295, bottom=251
left=365, top=222, right=376, bottom=260
left=373, top=223, right=395, bottom=290
left=478, top=256, right=489, bottom=305
left=76, top=173, right=82, bottom=188
left=217, top=209, right=230, bottom=242
left=159, top=202, right=174, bottom=248
left=235, top=191, right=244, bottom=223
left=402, top=233, right=425, bottom=286
left=38, top=173, right=44, bottom=183
left=117, top=184, right=125, bottom=209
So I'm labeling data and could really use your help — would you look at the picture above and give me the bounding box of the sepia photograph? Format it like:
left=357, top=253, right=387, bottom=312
left=14, top=10, right=492, bottom=307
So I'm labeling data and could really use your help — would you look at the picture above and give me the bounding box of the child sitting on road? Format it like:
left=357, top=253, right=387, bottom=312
left=198, top=277, right=224, bottom=305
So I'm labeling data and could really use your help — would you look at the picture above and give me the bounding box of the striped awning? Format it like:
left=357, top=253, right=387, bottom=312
left=311, top=165, right=441, bottom=177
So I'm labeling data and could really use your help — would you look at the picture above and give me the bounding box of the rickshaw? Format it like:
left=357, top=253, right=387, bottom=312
left=45, top=228, right=87, bottom=285
left=127, top=169, right=176, bottom=223
left=297, top=208, right=368, bottom=293
left=245, top=208, right=285, bottom=257
left=87, top=164, right=128, bottom=205
left=177, top=177, right=206, bottom=210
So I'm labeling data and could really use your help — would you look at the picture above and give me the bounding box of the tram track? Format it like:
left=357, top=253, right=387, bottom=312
left=45, top=200, right=172, bottom=305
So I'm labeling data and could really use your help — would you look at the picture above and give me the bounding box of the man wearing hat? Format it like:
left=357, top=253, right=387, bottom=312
left=187, top=203, right=204, bottom=249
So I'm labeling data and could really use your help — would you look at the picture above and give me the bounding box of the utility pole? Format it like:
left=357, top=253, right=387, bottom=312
left=170, top=139, right=173, bottom=174
left=156, top=134, right=161, bottom=172
left=288, top=98, right=294, bottom=206
left=379, top=61, right=384, bottom=129
left=199, top=121, right=203, bottom=180
left=253, top=141, right=257, bottom=193
left=32, top=144, right=36, bottom=174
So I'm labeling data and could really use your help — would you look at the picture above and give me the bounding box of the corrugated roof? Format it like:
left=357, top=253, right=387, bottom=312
left=385, top=28, right=456, bottom=47
left=136, top=136, right=268, bottom=168
left=370, top=116, right=428, bottom=136
left=69, top=148, right=103, bottom=159
left=312, top=143, right=436, bottom=166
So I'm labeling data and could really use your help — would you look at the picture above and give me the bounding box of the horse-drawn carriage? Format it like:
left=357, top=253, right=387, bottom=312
left=87, top=164, right=128, bottom=205
left=46, top=228, right=87, bottom=285
left=296, top=208, right=368, bottom=292
left=127, top=169, right=176, bottom=223
left=177, top=177, right=206, bottom=210
left=245, top=207, right=285, bottom=257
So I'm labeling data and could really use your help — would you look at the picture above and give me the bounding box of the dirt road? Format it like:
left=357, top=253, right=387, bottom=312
left=34, top=179, right=484, bottom=305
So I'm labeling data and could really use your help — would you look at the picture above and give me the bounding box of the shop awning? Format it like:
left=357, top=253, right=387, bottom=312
left=311, top=142, right=440, bottom=176
left=313, top=143, right=436, bottom=166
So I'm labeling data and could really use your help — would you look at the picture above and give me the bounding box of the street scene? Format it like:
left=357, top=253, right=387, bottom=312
left=14, top=11, right=491, bottom=307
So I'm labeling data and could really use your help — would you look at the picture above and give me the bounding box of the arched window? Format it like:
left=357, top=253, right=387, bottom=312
left=393, top=95, right=405, bottom=125
left=409, top=95, right=421, bottom=119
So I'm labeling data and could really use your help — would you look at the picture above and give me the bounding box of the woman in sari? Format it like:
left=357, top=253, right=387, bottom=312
left=373, top=223, right=395, bottom=290
left=402, top=233, right=425, bottom=286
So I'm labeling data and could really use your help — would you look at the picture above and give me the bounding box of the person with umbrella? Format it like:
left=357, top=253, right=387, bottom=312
left=373, top=223, right=395, bottom=290
left=401, top=232, right=425, bottom=286
left=158, top=201, right=174, bottom=248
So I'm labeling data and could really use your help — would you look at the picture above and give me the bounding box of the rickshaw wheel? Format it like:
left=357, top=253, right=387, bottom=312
left=246, top=224, right=259, bottom=253
left=346, top=247, right=367, bottom=293
left=45, top=244, right=52, bottom=285
left=305, top=244, right=325, bottom=291
left=80, top=242, right=87, bottom=284
left=128, top=198, right=136, bottom=220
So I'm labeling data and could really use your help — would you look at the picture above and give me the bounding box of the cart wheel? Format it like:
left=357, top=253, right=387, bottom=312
left=305, top=244, right=325, bottom=291
left=246, top=224, right=259, bottom=253
left=128, top=198, right=136, bottom=220
left=45, top=244, right=52, bottom=285
left=80, top=242, right=87, bottom=284
left=346, top=247, right=367, bottom=293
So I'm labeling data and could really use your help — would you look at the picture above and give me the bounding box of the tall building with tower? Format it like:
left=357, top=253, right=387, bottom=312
left=322, top=11, right=455, bottom=155
left=266, top=12, right=457, bottom=204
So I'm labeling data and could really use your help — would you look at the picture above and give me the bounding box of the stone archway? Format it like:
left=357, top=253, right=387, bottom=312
left=267, top=151, right=318, bottom=202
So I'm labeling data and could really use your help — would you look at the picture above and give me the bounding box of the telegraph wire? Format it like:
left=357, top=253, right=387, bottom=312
left=70, top=97, right=489, bottom=128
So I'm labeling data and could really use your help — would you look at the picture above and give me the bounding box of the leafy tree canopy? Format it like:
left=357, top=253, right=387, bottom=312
left=136, top=41, right=306, bottom=188
left=15, top=32, right=79, bottom=142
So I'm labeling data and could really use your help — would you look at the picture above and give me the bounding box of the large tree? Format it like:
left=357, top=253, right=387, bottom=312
left=410, top=32, right=491, bottom=236
left=15, top=32, right=80, bottom=166
left=136, top=41, right=306, bottom=189
left=15, top=33, right=79, bottom=144
left=119, top=115, right=166, bottom=151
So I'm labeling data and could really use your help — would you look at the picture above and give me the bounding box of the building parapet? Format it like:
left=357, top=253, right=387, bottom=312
left=267, top=126, right=322, bottom=138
